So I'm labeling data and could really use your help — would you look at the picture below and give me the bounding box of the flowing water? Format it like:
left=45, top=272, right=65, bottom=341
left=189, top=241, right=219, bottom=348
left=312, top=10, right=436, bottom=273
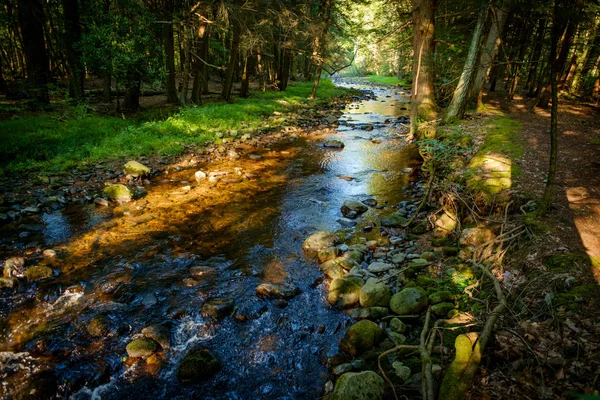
left=0, top=82, right=420, bottom=399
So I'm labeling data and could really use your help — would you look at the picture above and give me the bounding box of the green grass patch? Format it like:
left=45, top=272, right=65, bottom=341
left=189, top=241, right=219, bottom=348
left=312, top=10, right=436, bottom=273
left=365, top=75, right=408, bottom=86
left=0, top=80, right=351, bottom=175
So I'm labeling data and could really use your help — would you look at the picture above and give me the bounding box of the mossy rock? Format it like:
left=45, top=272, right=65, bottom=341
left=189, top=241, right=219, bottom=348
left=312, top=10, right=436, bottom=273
left=24, top=266, right=53, bottom=282
left=320, top=257, right=359, bottom=280
left=380, top=212, right=407, bottom=228
left=347, top=306, right=389, bottom=320
left=0, top=276, right=18, bottom=289
left=87, top=314, right=112, bottom=337
left=328, top=276, right=364, bottom=308
left=389, top=287, right=428, bottom=315
left=341, top=200, right=368, bottom=218
left=340, top=320, right=384, bottom=356
left=429, top=291, right=454, bottom=305
left=318, top=247, right=341, bottom=263
left=431, top=238, right=451, bottom=247
left=104, top=184, right=132, bottom=203
left=415, top=275, right=435, bottom=287
left=389, top=317, right=407, bottom=333
left=177, top=347, right=221, bottom=383
left=303, top=231, right=340, bottom=258
left=410, top=222, right=427, bottom=235
left=329, top=371, right=385, bottom=400
left=126, top=337, right=158, bottom=358
left=142, top=324, right=171, bottom=350
left=123, top=160, right=151, bottom=177
left=555, top=283, right=600, bottom=311
left=431, top=302, right=455, bottom=317
left=359, top=279, right=391, bottom=308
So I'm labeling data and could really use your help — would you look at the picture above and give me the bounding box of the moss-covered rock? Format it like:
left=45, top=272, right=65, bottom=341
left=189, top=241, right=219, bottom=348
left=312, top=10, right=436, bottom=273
left=429, top=291, right=454, bottom=305
left=415, top=275, right=435, bottom=287
left=87, top=314, right=112, bottom=337
left=380, top=211, right=407, bottom=228
left=320, top=257, right=358, bottom=280
left=142, top=324, right=171, bottom=350
left=341, top=200, right=368, bottom=218
left=389, top=318, right=407, bottom=333
left=125, top=337, right=158, bottom=358
left=24, top=266, right=53, bottom=282
left=390, top=287, right=428, bottom=315
left=359, top=279, right=391, bottom=308
left=3, top=256, right=25, bottom=278
left=0, top=276, right=18, bottom=289
left=340, top=320, right=384, bottom=356
left=201, top=298, right=235, bottom=319
left=329, top=371, right=385, bottom=400
left=177, top=347, right=221, bottom=383
left=303, top=231, right=340, bottom=258
left=346, top=306, right=389, bottom=320
left=123, top=160, right=151, bottom=177
left=431, top=302, right=455, bottom=317
left=459, top=227, right=495, bottom=247
left=103, top=184, right=132, bottom=203
left=318, top=247, right=341, bottom=263
left=328, top=276, right=364, bottom=307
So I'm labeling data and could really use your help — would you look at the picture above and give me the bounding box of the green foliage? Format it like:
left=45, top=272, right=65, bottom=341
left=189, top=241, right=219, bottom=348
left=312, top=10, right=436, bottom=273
left=365, top=75, right=408, bottom=86
left=0, top=80, right=350, bottom=175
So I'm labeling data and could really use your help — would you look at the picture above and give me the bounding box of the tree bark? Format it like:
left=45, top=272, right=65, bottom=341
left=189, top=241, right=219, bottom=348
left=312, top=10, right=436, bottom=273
left=410, top=0, right=438, bottom=137
left=123, top=81, right=141, bottom=110
left=240, top=55, right=253, bottom=97
left=508, top=21, right=534, bottom=100
left=17, top=0, right=50, bottom=104
left=221, top=20, right=241, bottom=101
left=164, top=0, right=178, bottom=103
left=526, top=19, right=546, bottom=97
left=63, top=0, right=84, bottom=101
left=278, top=48, right=291, bottom=91
left=310, top=0, right=333, bottom=99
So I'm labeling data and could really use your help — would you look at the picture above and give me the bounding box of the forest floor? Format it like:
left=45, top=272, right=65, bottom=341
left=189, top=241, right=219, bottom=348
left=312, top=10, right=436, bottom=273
left=469, top=92, right=600, bottom=398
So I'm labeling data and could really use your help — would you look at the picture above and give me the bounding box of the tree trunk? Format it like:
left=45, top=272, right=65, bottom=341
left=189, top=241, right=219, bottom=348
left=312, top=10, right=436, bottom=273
left=102, top=0, right=111, bottom=103
left=17, top=0, right=50, bottom=104
left=63, top=0, right=84, bottom=101
left=257, top=54, right=265, bottom=91
left=221, top=21, right=241, bottom=101
left=571, top=18, right=599, bottom=93
left=508, top=21, right=534, bottom=100
left=470, top=6, right=508, bottom=107
left=240, top=55, right=252, bottom=97
left=123, top=81, right=141, bottom=110
left=164, top=0, right=178, bottom=103
left=526, top=19, right=546, bottom=97
left=278, top=49, right=290, bottom=91
left=410, top=0, right=438, bottom=137
left=310, top=0, right=333, bottom=99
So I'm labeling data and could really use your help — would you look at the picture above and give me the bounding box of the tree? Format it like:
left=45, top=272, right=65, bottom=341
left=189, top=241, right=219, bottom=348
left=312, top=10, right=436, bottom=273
left=63, top=0, right=84, bottom=101
left=164, top=0, right=178, bottom=104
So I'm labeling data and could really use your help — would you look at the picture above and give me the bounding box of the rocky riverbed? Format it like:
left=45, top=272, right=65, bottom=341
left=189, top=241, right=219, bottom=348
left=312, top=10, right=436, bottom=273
left=0, top=81, right=425, bottom=399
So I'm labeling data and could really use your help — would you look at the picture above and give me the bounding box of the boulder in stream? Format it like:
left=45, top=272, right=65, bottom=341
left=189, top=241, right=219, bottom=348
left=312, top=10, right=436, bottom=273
left=323, top=140, right=345, bottom=149
left=202, top=298, right=235, bottom=320
left=177, top=347, right=221, bottom=383
left=142, top=324, right=171, bottom=350
left=329, top=371, right=385, bottom=400
left=3, top=256, right=25, bottom=278
left=256, top=282, right=300, bottom=299
left=341, top=200, right=368, bottom=219
left=24, top=265, right=53, bottom=282
left=303, top=231, right=340, bottom=258
left=126, top=337, right=158, bottom=358
left=123, top=160, right=151, bottom=177
left=104, top=184, right=132, bottom=203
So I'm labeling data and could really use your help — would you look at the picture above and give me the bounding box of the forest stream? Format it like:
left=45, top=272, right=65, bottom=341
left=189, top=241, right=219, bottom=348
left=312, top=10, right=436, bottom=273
left=0, top=82, right=421, bottom=399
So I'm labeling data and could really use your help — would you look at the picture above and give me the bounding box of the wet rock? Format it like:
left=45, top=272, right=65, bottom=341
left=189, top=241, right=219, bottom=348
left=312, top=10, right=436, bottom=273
left=249, top=154, right=262, bottom=160
left=194, top=171, right=207, bottom=181
left=103, top=184, right=132, bottom=203
left=389, top=318, right=407, bottom=333
left=323, top=140, right=345, bottom=149
left=359, top=279, right=391, bottom=308
left=17, top=370, right=58, bottom=400
left=256, top=282, right=300, bottom=299
left=390, top=287, right=428, bottom=315
left=346, top=307, right=389, bottom=320
left=189, top=266, right=215, bottom=279
left=24, top=266, right=53, bottom=282
left=341, top=201, right=368, bottom=219
left=232, top=297, right=268, bottom=321
left=318, top=247, right=341, bottom=264
left=325, top=115, right=338, bottom=124
left=0, top=277, right=18, bottom=289
left=380, top=211, right=407, bottom=228
left=431, top=302, right=455, bottom=317
left=328, top=276, right=364, bottom=308
left=177, top=347, right=221, bottom=383
left=429, top=291, right=454, bottom=305
left=329, top=371, right=385, bottom=400
left=459, top=227, right=496, bottom=247
left=142, top=324, right=171, bottom=350
left=333, top=363, right=353, bottom=375
left=367, top=261, right=394, bottom=273
left=87, top=314, right=113, bottom=337
left=340, top=320, right=384, bottom=356
left=202, top=298, right=235, bottom=319
left=303, top=231, right=340, bottom=258
left=362, top=198, right=377, bottom=207
left=337, top=217, right=357, bottom=227
left=126, top=337, right=158, bottom=358
left=361, top=125, right=374, bottom=131
left=3, top=256, right=25, bottom=278
left=320, top=257, right=358, bottom=280
left=141, top=292, right=158, bottom=307
left=23, top=206, right=40, bottom=214
left=124, top=160, right=151, bottom=177
left=43, top=249, right=57, bottom=258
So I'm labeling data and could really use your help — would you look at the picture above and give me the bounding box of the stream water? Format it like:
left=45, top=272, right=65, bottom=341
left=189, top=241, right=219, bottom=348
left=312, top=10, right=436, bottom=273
left=0, top=82, right=419, bottom=399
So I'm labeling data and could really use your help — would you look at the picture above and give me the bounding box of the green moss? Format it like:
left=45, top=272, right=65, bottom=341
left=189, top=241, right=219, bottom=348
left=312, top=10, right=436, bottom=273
left=125, top=337, right=158, bottom=358
left=24, top=266, right=53, bottom=282
left=177, top=347, right=221, bottom=383
left=555, top=284, right=600, bottom=311
left=544, top=253, right=590, bottom=272
left=365, top=75, right=408, bottom=86
left=340, top=320, right=385, bottom=356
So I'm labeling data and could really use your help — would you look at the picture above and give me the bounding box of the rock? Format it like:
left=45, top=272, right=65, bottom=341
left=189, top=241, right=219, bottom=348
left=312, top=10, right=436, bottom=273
left=341, top=201, right=368, bottom=219
left=340, top=320, right=384, bottom=356
left=337, top=217, right=357, bottom=227
left=325, top=115, right=338, bottom=124
left=303, top=231, right=340, bottom=258
left=416, top=275, right=435, bottom=287
left=362, top=198, right=377, bottom=207
left=359, top=279, right=391, bottom=308
left=328, top=276, right=364, bottom=307
left=320, top=257, right=358, bottom=280
left=346, top=307, right=389, bottom=320
left=124, top=161, right=151, bottom=177
left=434, top=210, right=457, bottom=238
left=189, top=265, right=215, bottom=279
left=3, top=256, right=25, bottom=278
left=389, top=318, right=407, bottom=333
left=324, top=140, right=345, bottom=149
left=333, top=363, right=353, bottom=375
left=202, top=298, right=235, bottom=319
left=318, top=247, right=341, bottom=263
left=459, top=227, right=496, bottom=247
left=177, top=347, right=221, bottom=383
left=256, top=282, right=300, bottom=299
left=351, top=359, right=366, bottom=370
left=232, top=297, right=268, bottom=321
left=94, top=198, right=109, bottom=206
left=330, top=371, right=385, bottom=400
left=429, top=291, right=454, bottom=305
left=87, top=314, right=112, bottom=337
left=367, top=262, right=394, bottom=273
left=142, top=324, right=171, bottom=350
left=249, top=154, right=262, bottom=160
left=407, top=258, right=429, bottom=271
left=141, top=292, right=158, bottom=306
left=380, top=211, right=407, bottom=228
left=431, top=302, right=455, bottom=317
left=24, top=265, right=53, bottom=282
left=390, top=287, right=428, bottom=315
left=43, top=249, right=57, bottom=258
left=392, top=361, right=411, bottom=383
left=391, top=253, right=406, bottom=264
left=103, top=184, right=132, bottom=203
left=421, top=251, right=435, bottom=261
left=386, top=329, right=406, bottom=345
left=126, top=337, right=158, bottom=358
left=194, top=171, right=207, bottom=181
left=0, top=277, right=18, bottom=289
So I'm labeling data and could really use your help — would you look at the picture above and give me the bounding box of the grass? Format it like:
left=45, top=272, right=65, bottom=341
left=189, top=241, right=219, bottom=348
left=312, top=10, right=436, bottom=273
left=0, top=80, right=351, bottom=175
left=365, top=75, right=409, bottom=86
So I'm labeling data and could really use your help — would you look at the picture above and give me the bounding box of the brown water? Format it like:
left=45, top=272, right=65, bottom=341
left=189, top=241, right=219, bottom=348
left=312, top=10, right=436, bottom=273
left=0, top=82, right=419, bottom=399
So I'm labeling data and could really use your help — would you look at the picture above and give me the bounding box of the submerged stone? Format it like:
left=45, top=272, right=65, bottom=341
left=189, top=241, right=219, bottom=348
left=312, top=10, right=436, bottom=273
left=256, top=282, right=300, bottom=299
left=126, top=337, right=158, bottom=358
left=24, top=265, right=53, bottom=282
left=103, top=184, right=132, bottom=203
left=341, top=200, right=368, bottom=219
left=202, top=298, right=235, bottom=320
left=142, top=324, right=171, bottom=350
left=177, top=347, right=221, bottom=383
